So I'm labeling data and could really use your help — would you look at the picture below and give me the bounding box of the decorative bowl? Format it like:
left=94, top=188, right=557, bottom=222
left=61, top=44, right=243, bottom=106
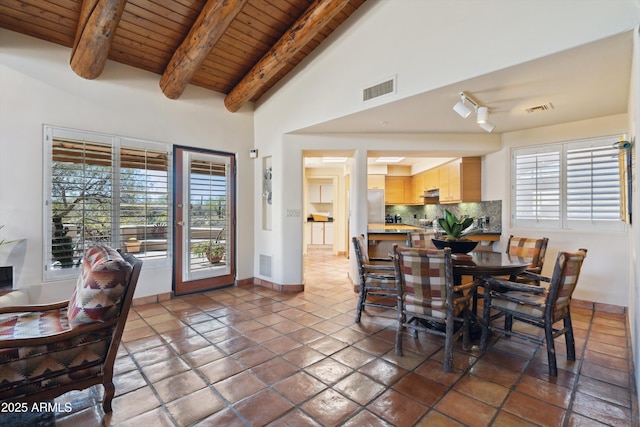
left=431, top=239, right=478, bottom=254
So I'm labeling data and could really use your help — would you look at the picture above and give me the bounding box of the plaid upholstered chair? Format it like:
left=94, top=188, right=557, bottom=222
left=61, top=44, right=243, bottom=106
left=506, top=235, right=549, bottom=275
left=0, top=245, right=142, bottom=412
left=406, top=231, right=436, bottom=249
left=392, top=244, right=476, bottom=372
left=481, top=249, right=587, bottom=376
left=352, top=235, right=397, bottom=323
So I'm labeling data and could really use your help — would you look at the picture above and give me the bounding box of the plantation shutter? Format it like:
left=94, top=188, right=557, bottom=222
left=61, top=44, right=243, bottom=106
left=119, top=144, right=170, bottom=260
left=566, top=141, right=621, bottom=222
left=513, top=149, right=560, bottom=227
left=50, top=137, right=114, bottom=270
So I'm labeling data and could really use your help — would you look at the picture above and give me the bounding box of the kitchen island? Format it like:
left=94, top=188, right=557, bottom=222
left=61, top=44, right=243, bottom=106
left=367, top=224, right=501, bottom=258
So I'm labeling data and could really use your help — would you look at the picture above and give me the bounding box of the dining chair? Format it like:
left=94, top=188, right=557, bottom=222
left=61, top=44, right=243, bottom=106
left=506, top=235, right=549, bottom=275
left=392, top=244, right=476, bottom=372
left=480, top=248, right=587, bottom=376
left=352, top=235, right=397, bottom=323
left=406, top=231, right=437, bottom=248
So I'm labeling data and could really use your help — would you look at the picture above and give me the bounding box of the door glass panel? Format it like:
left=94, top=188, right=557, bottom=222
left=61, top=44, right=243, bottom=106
left=183, top=152, right=231, bottom=281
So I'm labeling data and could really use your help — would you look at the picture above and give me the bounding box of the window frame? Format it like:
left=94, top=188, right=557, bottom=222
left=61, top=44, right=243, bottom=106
left=511, top=135, right=627, bottom=233
left=43, top=126, right=172, bottom=281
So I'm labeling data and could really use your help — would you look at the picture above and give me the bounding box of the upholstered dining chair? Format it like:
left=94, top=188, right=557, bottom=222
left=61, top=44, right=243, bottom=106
left=352, top=235, right=397, bottom=323
left=406, top=231, right=437, bottom=249
left=506, top=235, right=549, bottom=275
left=392, top=244, right=476, bottom=372
left=481, top=248, right=587, bottom=376
left=0, top=245, right=142, bottom=412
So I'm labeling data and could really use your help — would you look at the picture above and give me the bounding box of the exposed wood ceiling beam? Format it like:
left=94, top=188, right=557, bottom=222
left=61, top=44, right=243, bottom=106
left=224, top=0, right=351, bottom=112
left=160, top=0, right=248, bottom=100
left=70, top=0, right=127, bottom=79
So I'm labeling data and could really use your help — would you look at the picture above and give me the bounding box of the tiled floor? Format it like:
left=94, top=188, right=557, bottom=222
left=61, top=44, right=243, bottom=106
left=43, top=248, right=638, bottom=426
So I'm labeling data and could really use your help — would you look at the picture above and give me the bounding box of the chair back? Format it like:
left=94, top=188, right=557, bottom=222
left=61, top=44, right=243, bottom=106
left=546, top=249, right=587, bottom=321
left=406, top=231, right=436, bottom=249
left=353, top=234, right=369, bottom=264
left=393, top=245, right=453, bottom=317
left=506, top=235, right=549, bottom=273
left=351, top=234, right=369, bottom=281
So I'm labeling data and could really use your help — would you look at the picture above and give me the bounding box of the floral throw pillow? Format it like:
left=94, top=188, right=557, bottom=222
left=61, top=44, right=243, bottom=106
left=67, top=245, right=133, bottom=328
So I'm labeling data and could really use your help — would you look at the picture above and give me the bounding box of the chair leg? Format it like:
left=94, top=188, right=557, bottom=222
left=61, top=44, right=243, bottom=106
left=462, top=308, right=470, bottom=351
left=443, top=314, right=454, bottom=372
left=481, top=290, right=491, bottom=351
left=355, top=286, right=366, bottom=323
left=395, top=313, right=405, bottom=356
left=545, top=322, right=558, bottom=376
left=103, top=381, right=115, bottom=412
left=504, top=314, right=513, bottom=338
left=564, top=314, right=576, bottom=361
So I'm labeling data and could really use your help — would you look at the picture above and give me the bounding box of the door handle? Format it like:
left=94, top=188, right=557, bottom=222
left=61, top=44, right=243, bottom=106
left=176, top=221, right=184, bottom=226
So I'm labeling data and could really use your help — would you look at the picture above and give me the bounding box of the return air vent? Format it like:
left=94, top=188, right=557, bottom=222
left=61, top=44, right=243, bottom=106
left=259, top=254, right=272, bottom=277
left=363, top=76, right=396, bottom=101
left=525, top=103, right=554, bottom=113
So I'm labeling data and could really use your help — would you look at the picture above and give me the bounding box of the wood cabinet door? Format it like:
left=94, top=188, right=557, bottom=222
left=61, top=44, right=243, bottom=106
left=385, top=176, right=405, bottom=204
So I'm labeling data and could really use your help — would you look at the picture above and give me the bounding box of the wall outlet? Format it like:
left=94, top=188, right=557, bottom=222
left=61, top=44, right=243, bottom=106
left=286, top=209, right=301, bottom=217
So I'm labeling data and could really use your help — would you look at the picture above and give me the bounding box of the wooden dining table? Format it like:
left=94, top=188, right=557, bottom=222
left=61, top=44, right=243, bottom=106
left=452, top=250, right=532, bottom=282
left=451, top=250, right=532, bottom=328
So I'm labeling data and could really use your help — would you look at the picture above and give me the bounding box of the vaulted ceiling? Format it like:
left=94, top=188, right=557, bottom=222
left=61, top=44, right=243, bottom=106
left=0, top=0, right=366, bottom=112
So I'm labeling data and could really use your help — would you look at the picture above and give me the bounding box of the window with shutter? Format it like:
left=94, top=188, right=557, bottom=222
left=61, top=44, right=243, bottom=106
left=45, top=126, right=170, bottom=279
left=512, top=135, right=625, bottom=232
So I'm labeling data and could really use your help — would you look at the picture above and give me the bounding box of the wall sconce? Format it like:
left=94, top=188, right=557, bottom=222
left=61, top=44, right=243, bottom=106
left=453, top=92, right=495, bottom=132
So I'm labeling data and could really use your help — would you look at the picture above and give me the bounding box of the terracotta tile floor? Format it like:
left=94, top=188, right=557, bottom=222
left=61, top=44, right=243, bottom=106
left=46, top=248, right=637, bottom=426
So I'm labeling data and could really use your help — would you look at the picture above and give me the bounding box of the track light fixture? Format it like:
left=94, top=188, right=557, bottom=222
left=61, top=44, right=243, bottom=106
left=453, top=92, right=495, bottom=132
left=476, top=106, right=488, bottom=124
left=453, top=93, right=472, bottom=118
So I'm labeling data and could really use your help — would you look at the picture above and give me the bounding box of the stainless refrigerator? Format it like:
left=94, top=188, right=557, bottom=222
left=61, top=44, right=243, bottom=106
left=367, top=189, right=385, bottom=224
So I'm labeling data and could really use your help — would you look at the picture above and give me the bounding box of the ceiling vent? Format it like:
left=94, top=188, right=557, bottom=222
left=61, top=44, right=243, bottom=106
left=363, top=76, right=396, bottom=101
left=525, top=103, right=554, bottom=113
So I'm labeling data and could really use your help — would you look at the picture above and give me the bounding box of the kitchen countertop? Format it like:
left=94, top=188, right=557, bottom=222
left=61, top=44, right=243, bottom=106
left=368, top=224, right=425, bottom=233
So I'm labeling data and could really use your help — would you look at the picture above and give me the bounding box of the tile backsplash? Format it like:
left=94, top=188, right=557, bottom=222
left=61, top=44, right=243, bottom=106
left=386, top=200, right=502, bottom=232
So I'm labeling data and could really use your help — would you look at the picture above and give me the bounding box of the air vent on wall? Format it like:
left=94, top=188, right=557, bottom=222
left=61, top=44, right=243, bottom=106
left=363, top=76, right=396, bottom=101
left=525, top=103, right=554, bottom=113
left=259, top=254, right=272, bottom=278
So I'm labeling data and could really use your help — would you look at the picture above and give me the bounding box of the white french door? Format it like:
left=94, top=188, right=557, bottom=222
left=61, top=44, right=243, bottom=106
left=174, top=147, right=235, bottom=295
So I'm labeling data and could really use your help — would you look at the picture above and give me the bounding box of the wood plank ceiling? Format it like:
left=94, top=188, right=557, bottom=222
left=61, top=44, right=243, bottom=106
left=0, top=0, right=366, bottom=112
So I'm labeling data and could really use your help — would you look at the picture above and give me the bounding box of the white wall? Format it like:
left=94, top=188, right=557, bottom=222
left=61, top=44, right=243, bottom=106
left=253, top=0, right=639, bottom=289
left=487, top=114, right=630, bottom=305
left=0, top=30, right=255, bottom=298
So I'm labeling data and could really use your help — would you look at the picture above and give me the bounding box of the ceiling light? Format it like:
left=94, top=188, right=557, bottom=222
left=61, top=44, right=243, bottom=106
left=453, top=93, right=472, bottom=118
left=476, top=106, right=489, bottom=124
left=375, top=157, right=405, bottom=163
left=479, top=122, right=495, bottom=132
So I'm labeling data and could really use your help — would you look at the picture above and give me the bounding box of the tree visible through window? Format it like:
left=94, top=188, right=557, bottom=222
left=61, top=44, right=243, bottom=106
left=45, top=126, right=170, bottom=278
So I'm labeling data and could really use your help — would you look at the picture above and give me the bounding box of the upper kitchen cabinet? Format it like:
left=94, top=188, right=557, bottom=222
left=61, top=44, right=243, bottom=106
left=308, top=182, right=333, bottom=203
left=385, top=176, right=412, bottom=204
left=438, top=157, right=481, bottom=204
left=368, top=174, right=385, bottom=190
left=410, top=172, right=425, bottom=204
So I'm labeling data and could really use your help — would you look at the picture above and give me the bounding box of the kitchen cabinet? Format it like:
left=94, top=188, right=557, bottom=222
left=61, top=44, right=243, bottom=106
left=367, top=174, right=385, bottom=190
left=308, top=183, right=333, bottom=203
left=385, top=176, right=412, bottom=204
left=437, top=157, right=481, bottom=203
left=308, top=221, right=333, bottom=245
left=411, top=172, right=425, bottom=204
left=324, top=222, right=334, bottom=244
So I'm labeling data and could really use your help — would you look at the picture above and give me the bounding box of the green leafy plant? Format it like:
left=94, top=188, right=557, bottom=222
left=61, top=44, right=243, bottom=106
left=192, top=241, right=225, bottom=263
left=437, top=209, right=482, bottom=240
